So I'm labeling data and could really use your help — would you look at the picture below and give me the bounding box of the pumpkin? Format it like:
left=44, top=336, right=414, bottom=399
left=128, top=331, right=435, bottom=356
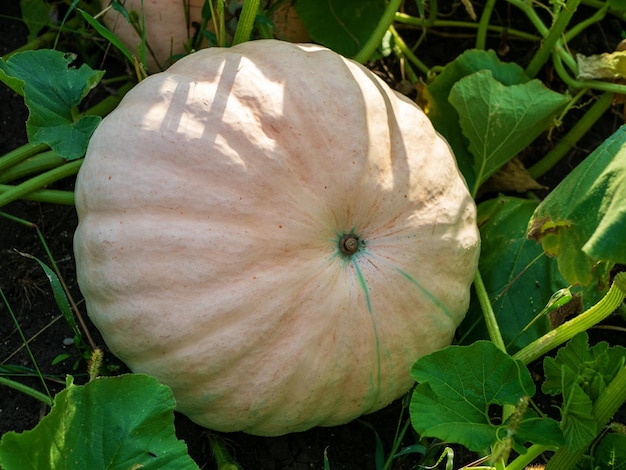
left=74, top=39, right=480, bottom=436
left=99, top=0, right=205, bottom=71
left=99, top=0, right=309, bottom=71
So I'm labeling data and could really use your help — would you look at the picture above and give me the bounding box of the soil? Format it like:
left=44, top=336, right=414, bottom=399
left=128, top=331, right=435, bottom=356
left=1, top=2, right=625, bottom=469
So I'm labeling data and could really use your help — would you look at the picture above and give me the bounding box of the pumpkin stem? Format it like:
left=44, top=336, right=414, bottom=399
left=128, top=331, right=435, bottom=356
left=339, top=234, right=360, bottom=256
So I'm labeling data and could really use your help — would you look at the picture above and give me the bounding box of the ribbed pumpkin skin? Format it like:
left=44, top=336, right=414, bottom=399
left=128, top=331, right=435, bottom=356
left=74, top=40, right=480, bottom=436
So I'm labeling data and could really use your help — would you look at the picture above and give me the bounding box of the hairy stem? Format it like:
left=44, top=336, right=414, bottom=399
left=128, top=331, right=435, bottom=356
left=514, top=272, right=626, bottom=365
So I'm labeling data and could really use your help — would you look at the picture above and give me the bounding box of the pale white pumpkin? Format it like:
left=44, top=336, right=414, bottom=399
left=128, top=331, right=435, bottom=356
left=99, top=0, right=309, bottom=71
left=99, top=0, right=204, bottom=71
left=74, top=40, right=480, bottom=436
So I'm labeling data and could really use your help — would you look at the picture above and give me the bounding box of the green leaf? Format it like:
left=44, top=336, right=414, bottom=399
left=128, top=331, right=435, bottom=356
left=459, top=196, right=566, bottom=353
left=0, top=50, right=104, bottom=160
left=294, top=0, right=386, bottom=58
left=608, top=0, right=626, bottom=11
left=514, top=413, right=563, bottom=449
left=409, top=341, right=538, bottom=452
left=577, top=51, right=626, bottom=80
left=19, top=0, right=51, bottom=41
left=527, top=125, right=626, bottom=286
left=560, top=383, right=597, bottom=450
left=79, top=9, right=136, bottom=67
left=543, top=332, right=626, bottom=402
left=424, top=49, right=568, bottom=194
left=449, top=69, right=568, bottom=195
left=424, top=49, right=531, bottom=189
left=0, top=375, right=199, bottom=470
left=594, top=433, right=626, bottom=468
left=542, top=332, right=626, bottom=451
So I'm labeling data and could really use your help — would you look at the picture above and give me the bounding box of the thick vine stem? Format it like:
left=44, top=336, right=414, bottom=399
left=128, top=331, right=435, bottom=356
left=0, top=160, right=82, bottom=208
left=232, top=0, right=259, bottom=46
left=524, top=0, right=583, bottom=78
left=513, top=272, right=626, bottom=365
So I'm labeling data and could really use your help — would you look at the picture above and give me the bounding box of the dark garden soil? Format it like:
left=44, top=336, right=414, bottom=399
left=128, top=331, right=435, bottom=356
left=1, top=1, right=626, bottom=469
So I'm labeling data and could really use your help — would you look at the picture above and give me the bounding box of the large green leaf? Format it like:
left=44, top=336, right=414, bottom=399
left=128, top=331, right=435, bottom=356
left=424, top=49, right=531, bottom=189
left=410, top=341, right=562, bottom=453
left=450, top=70, right=568, bottom=195
left=459, top=196, right=566, bottom=353
left=294, top=0, right=386, bottom=58
left=424, top=49, right=567, bottom=194
left=0, top=49, right=104, bottom=160
left=0, top=375, right=199, bottom=470
left=527, top=125, right=626, bottom=286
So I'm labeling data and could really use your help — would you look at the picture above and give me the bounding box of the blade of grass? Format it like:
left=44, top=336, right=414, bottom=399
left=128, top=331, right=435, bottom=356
left=17, top=252, right=81, bottom=341
left=0, top=376, right=53, bottom=406
left=0, top=288, right=52, bottom=402
left=1, top=212, right=97, bottom=350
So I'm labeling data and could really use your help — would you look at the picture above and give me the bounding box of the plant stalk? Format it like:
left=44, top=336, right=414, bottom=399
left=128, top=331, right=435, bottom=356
left=353, top=0, right=403, bottom=63
left=474, top=269, right=507, bottom=352
left=525, top=0, right=582, bottom=78
left=232, top=0, right=260, bottom=45
left=513, top=272, right=626, bottom=365
left=0, top=160, right=82, bottom=208
left=0, top=185, right=75, bottom=205
left=475, top=0, right=497, bottom=49
left=0, top=376, right=53, bottom=406
left=528, top=91, right=613, bottom=179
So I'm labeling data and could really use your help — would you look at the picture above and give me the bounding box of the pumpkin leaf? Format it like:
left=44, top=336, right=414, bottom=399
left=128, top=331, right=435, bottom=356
left=542, top=332, right=626, bottom=450
left=459, top=196, right=566, bottom=353
left=424, top=49, right=568, bottom=194
left=0, top=375, right=199, bottom=470
left=449, top=69, right=568, bottom=196
left=19, top=0, right=51, bottom=41
left=409, top=341, right=562, bottom=453
left=576, top=50, right=626, bottom=80
left=527, top=125, right=626, bottom=287
left=294, top=0, right=386, bottom=58
left=0, top=49, right=104, bottom=160
left=594, top=433, right=626, bottom=468
left=424, top=49, right=530, bottom=190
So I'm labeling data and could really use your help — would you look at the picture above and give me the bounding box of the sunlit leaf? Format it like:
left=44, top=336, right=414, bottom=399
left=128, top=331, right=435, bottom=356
left=528, top=125, right=626, bottom=286
left=424, top=49, right=531, bottom=189
left=450, top=69, right=568, bottom=195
